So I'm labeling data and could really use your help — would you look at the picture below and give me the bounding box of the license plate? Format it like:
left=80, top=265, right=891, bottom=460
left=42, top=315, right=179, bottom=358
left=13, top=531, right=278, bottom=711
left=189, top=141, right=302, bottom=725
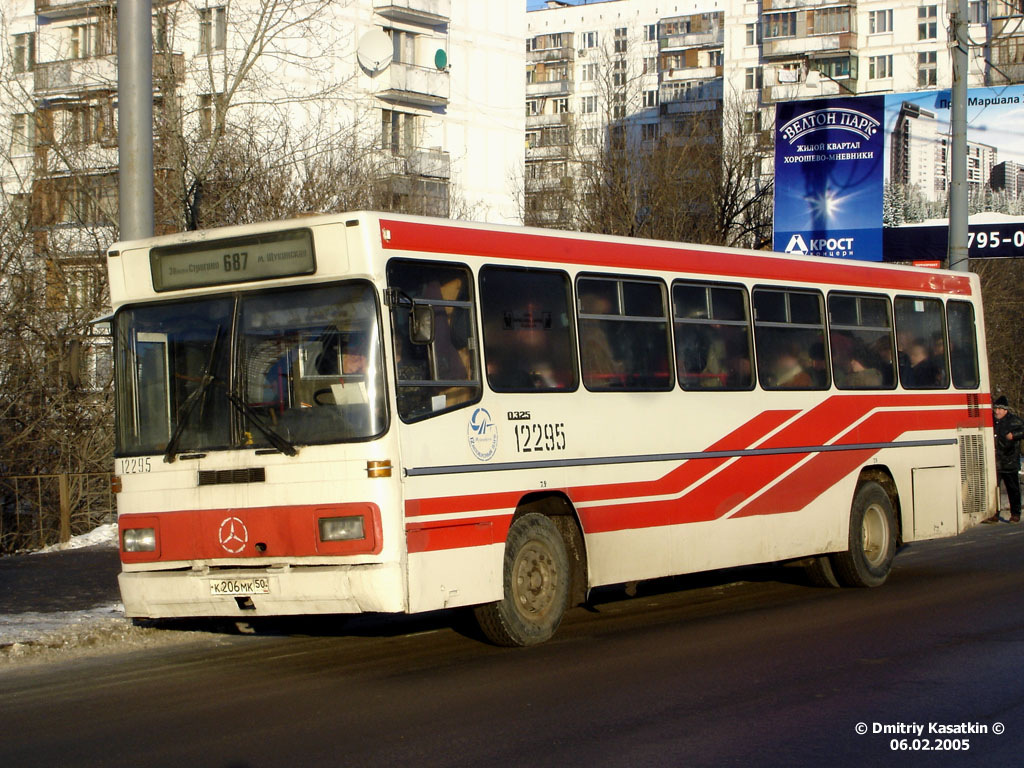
left=209, top=577, right=271, bottom=596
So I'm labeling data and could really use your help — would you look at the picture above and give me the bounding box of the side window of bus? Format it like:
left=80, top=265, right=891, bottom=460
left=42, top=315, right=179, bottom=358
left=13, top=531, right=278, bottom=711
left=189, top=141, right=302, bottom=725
left=894, top=296, right=949, bottom=389
left=947, top=300, right=980, bottom=389
left=576, top=276, right=672, bottom=391
left=827, top=293, right=896, bottom=390
left=386, top=260, right=481, bottom=421
left=753, top=288, right=829, bottom=390
left=672, top=281, right=754, bottom=390
left=480, top=266, right=578, bottom=392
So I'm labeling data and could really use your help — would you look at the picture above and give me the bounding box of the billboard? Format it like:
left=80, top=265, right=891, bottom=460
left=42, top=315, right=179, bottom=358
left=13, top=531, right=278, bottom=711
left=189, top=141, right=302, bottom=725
left=774, top=85, right=1024, bottom=262
left=774, top=96, right=885, bottom=261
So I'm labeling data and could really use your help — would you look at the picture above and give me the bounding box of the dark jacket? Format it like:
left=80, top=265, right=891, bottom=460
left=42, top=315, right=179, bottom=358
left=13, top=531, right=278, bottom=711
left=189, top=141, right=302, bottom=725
left=994, top=409, right=1024, bottom=473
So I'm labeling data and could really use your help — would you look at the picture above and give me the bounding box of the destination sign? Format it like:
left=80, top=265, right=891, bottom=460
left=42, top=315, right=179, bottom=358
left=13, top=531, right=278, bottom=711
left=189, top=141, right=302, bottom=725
left=150, top=229, right=315, bottom=291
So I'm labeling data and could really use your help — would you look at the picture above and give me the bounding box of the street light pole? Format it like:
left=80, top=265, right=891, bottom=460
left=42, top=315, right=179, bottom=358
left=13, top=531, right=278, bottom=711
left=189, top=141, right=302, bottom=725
left=116, top=0, right=154, bottom=242
left=948, top=0, right=969, bottom=272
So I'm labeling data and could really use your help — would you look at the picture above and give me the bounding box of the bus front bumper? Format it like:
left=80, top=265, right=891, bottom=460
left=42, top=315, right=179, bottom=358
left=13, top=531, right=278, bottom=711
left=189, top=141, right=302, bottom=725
left=118, top=562, right=406, bottom=618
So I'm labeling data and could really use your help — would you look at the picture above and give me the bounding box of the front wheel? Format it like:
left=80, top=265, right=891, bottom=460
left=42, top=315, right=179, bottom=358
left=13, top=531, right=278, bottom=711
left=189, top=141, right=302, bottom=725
left=830, top=480, right=897, bottom=588
left=474, top=513, right=570, bottom=647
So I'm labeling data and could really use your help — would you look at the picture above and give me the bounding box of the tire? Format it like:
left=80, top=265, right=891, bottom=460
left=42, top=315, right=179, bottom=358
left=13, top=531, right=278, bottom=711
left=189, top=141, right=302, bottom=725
left=830, top=480, right=897, bottom=588
left=473, top=513, right=570, bottom=647
left=803, top=555, right=841, bottom=588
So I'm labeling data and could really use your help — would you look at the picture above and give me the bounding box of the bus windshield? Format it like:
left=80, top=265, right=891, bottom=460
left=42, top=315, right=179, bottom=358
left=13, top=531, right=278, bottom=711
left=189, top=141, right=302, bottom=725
left=114, top=281, right=387, bottom=456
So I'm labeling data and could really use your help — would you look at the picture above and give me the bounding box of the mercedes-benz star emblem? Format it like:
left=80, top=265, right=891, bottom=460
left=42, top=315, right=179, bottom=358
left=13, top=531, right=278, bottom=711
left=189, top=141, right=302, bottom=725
left=217, top=516, right=249, bottom=554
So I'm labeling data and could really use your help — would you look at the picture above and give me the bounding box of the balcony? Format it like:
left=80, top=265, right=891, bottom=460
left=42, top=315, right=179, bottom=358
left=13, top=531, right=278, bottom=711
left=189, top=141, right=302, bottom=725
left=373, top=0, right=450, bottom=26
left=762, top=0, right=844, bottom=9
left=526, top=79, right=573, bottom=98
left=526, top=112, right=573, bottom=130
left=526, top=143, right=570, bottom=161
left=527, top=45, right=575, bottom=64
left=377, top=62, right=449, bottom=107
left=153, top=52, right=186, bottom=86
left=34, top=56, right=116, bottom=96
left=659, top=29, right=724, bottom=51
left=761, top=74, right=859, bottom=102
left=35, top=0, right=111, bottom=19
left=406, top=148, right=450, bottom=179
left=762, top=32, right=856, bottom=59
left=661, top=64, right=723, bottom=82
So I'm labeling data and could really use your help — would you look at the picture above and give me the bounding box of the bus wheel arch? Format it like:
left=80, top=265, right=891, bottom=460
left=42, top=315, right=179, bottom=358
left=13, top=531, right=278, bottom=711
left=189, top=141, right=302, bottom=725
left=473, top=493, right=586, bottom=647
left=830, top=470, right=899, bottom=588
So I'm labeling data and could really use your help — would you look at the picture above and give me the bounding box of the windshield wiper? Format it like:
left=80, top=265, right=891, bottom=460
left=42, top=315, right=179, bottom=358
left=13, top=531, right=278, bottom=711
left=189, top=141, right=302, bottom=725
left=226, top=392, right=299, bottom=457
left=163, top=327, right=223, bottom=463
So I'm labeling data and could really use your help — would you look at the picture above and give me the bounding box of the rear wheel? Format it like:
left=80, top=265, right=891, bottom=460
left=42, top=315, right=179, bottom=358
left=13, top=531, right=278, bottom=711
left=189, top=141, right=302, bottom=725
left=474, top=513, right=570, bottom=647
left=830, top=480, right=897, bottom=588
left=803, top=555, right=841, bottom=588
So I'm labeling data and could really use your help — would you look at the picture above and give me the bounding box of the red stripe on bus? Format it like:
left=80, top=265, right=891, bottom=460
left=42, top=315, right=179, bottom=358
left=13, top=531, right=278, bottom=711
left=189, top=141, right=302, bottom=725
left=732, top=406, right=978, bottom=520
left=379, top=219, right=974, bottom=296
left=406, top=515, right=513, bottom=554
left=403, top=409, right=796, bottom=522
left=405, top=393, right=986, bottom=549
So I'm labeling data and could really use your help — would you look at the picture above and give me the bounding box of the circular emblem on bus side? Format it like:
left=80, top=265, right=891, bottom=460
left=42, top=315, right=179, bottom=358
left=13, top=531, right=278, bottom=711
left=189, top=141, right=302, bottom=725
left=468, top=407, right=499, bottom=461
left=218, top=516, right=249, bottom=554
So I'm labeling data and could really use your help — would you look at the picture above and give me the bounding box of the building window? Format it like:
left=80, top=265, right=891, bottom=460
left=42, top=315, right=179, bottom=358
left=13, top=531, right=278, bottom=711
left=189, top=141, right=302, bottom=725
left=643, top=56, right=657, bottom=74
left=526, top=100, right=540, bottom=116
left=11, top=113, right=35, bottom=155
left=388, top=28, right=417, bottom=65
left=869, top=9, right=894, bottom=34
left=581, top=62, right=598, bottom=81
left=764, top=12, right=797, bottom=39
left=13, top=32, right=34, bottom=73
left=582, top=30, right=598, bottom=48
left=644, top=24, right=657, bottom=43
left=641, top=123, right=659, bottom=143
left=612, top=58, right=626, bottom=87
left=580, top=95, right=597, bottom=114
left=70, top=23, right=100, bottom=59
left=918, top=6, right=937, bottom=40
left=199, top=93, right=225, bottom=137
left=614, top=27, right=627, bottom=54
left=709, top=50, right=723, bottom=67
left=746, top=23, right=757, bottom=46
left=199, top=7, right=227, bottom=54
left=382, top=109, right=417, bottom=155
left=552, top=98, right=569, bottom=114
left=918, top=50, right=937, bottom=86
left=812, top=7, right=850, bottom=35
left=745, top=67, right=761, bottom=90
left=968, top=1, right=988, bottom=24
left=869, top=55, right=893, bottom=79
left=643, top=89, right=658, bottom=108
left=812, top=56, right=853, bottom=79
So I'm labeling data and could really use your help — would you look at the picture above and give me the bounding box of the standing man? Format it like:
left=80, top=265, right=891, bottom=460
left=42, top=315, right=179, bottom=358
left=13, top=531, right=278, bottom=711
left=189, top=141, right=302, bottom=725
left=985, top=396, right=1024, bottom=523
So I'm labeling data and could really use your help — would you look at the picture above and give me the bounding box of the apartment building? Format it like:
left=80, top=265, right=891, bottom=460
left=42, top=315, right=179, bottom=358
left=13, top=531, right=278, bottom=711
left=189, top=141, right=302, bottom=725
left=1, top=0, right=525, bottom=237
left=526, top=0, right=1023, bottom=225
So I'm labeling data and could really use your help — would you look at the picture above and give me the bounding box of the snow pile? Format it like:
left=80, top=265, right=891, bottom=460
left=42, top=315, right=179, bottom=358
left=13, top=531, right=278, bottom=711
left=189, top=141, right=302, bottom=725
left=36, top=522, right=118, bottom=553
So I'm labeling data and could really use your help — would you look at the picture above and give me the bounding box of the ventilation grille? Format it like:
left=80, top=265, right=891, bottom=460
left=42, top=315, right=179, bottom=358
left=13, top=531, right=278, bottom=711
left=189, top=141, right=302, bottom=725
left=198, top=468, right=266, bottom=486
left=966, top=393, right=981, bottom=417
left=959, top=433, right=987, bottom=517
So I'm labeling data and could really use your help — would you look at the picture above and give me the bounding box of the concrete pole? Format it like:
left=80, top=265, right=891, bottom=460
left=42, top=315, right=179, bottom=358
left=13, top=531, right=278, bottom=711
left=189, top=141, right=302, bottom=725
left=117, top=0, right=154, bottom=241
left=947, top=0, right=969, bottom=272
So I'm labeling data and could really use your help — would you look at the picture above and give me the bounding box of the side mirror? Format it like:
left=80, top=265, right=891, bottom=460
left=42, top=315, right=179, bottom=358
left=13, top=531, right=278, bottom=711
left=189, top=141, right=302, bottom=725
left=410, top=304, right=434, bottom=345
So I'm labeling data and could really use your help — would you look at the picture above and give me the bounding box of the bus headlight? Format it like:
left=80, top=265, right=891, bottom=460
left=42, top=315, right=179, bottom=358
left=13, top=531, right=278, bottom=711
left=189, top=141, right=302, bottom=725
left=122, top=527, right=156, bottom=552
left=318, top=516, right=365, bottom=542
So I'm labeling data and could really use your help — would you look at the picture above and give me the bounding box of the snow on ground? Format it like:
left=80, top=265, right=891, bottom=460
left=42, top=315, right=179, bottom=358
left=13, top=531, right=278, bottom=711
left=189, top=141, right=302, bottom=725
left=36, top=521, right=118, bottom=553
left=0, top=524, right=185, bottom=665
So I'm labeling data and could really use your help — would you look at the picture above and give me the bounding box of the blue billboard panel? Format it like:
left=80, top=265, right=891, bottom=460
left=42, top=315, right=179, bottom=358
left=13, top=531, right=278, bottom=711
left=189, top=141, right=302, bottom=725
left=773, top=96, right=886, bottom=261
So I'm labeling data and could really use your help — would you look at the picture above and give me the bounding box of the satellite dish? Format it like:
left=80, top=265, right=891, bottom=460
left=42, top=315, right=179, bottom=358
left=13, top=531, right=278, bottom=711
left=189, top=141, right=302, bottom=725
left=357, top=29, right=393, bottom=74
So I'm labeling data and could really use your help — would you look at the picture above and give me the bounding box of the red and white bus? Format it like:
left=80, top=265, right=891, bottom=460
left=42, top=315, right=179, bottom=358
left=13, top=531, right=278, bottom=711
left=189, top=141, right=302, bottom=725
left=108, top=212, right=995, bottom=645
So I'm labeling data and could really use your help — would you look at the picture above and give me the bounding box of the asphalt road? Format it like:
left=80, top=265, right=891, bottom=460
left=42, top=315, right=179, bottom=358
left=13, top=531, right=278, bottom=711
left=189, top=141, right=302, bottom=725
left=2, top=524, right=1024, bottom=768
